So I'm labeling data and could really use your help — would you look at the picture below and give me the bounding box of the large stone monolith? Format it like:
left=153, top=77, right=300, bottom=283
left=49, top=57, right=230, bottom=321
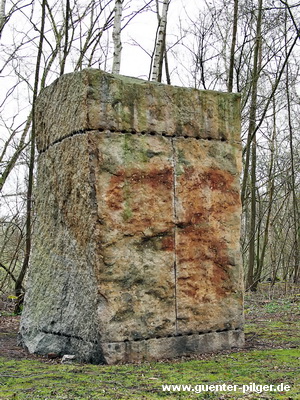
left=20, top=69, right=244, bottom=364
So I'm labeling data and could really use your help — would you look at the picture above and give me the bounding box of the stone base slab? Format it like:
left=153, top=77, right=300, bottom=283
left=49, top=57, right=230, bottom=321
left=101, top=329, right=244, bottom=364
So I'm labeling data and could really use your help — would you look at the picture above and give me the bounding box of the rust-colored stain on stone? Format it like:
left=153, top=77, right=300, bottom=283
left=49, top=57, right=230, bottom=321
left=178, top=167, right=238, bottom=197
left=212, top=264, right=232, bottom=297
left=106, top=167, right=173, bottom=207
left=177, top=225, right=229, bottom=266
left=201, top=168, right=234, bottom=191
left=161, top=235, right=175, bottom=252
left=129, top=168, right=173, bottom=190
left=106, top=172, right=125, bottom=211
left=105, top=166, right=174, bottom=233
left=176, top=226, right=231, bottom=303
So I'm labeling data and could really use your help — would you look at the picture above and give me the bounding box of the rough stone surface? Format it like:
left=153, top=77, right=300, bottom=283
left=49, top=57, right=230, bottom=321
left=35, top=69, right=240, bottom=152
left=20, top=69, right=244, bottom=364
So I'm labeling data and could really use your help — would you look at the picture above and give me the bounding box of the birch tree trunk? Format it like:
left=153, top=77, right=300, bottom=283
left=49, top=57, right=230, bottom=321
left=112, top=0, right=123, bottom=74
left=0, top=0, right=6, bottom=38
left=151, top=0, right=170, bottom=82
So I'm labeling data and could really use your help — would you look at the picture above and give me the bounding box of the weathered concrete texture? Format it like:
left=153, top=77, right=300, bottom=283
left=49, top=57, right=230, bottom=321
left=20, top=69, right=244, bottom=364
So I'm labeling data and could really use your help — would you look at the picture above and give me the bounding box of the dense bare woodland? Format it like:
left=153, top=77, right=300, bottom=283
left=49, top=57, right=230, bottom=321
left=0, top=0, right=299, bottom=308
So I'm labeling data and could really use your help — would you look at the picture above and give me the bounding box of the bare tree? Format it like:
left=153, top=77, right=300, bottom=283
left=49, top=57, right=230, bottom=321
left=0, top=0, right=32, bottom=39
left=14, top=0, right=46, bottom=313
left=245, top=0, right=263, bottom=291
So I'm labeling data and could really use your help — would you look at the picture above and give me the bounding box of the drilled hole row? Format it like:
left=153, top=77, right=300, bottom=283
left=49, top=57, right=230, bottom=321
left=39, top=127, right=229, bottom=154
left=113, top=327, right=241, bottom=344
left=102, top=127, right=227, bottom=142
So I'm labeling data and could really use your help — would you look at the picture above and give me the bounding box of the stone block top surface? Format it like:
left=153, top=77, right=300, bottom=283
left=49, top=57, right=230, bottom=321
left=36, top=69, right=241, bottom=152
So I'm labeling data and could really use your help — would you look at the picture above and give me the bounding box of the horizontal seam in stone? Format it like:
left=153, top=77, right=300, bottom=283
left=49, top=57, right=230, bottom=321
left=101, top=328, right=243, bottom=344
left=40, top=329, right=98, bottom=344
left=38, top=129, right=241, bottom=154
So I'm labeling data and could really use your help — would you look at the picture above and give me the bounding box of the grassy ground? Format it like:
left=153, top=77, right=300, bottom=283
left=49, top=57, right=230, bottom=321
left=0, top=284, right=299, bottom=400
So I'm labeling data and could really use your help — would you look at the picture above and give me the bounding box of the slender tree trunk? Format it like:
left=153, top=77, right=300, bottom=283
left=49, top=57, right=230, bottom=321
left=242, top=34, right=298, bottom=159
left=228, top=0, right=238, bottom=92
left=282, top=4, right=300, bottom=283
left=60, top=0, right=70, bottom=76
left=0, top=262, right=18, bottom=284
left=164, top=37, right=171, bottom=84
left=112, top=0, right=123, bottom=74
left=241, top=0, right=263, bottom=204
left=157, top=29, right=166, bottom=82
left=151, top=0, right=170, bottom=82
left=286, top=60, right=300, bottom=284
left=252, top=94, right=276, bottom=290
left=0, top=0, right=5, bottom=38
left=245, top=0, right=263, bottom=291
left=247, top=138, right=257, bottom=290
left=14, top=0, right=46, bottom=314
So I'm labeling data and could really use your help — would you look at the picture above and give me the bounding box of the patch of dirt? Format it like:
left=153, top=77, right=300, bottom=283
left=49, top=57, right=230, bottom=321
left=0, top=315, right=45, bottom=361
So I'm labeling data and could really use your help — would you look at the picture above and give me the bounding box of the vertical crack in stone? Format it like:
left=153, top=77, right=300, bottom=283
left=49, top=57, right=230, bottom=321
left=171, top=137, right=178, bottom=335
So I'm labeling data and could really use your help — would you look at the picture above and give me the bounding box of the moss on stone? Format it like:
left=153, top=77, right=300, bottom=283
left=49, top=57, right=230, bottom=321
left=122, top=201, right=133, bottom=221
